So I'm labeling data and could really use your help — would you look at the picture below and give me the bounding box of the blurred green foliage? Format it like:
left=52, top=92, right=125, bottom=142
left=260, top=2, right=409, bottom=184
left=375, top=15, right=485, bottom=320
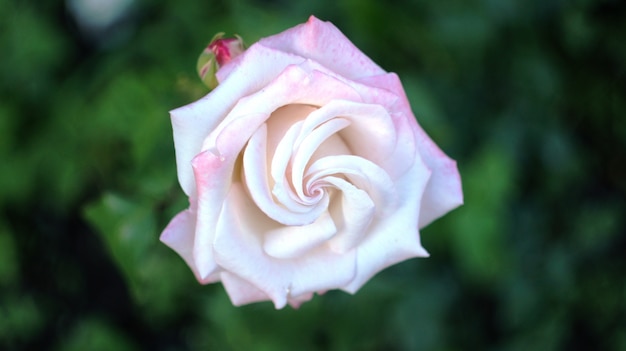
left=1, top=0, right=624, bottom=350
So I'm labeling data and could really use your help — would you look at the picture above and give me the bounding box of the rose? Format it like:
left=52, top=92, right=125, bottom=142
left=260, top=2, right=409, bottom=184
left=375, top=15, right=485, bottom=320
left=161, top=16, right=463, bottom=309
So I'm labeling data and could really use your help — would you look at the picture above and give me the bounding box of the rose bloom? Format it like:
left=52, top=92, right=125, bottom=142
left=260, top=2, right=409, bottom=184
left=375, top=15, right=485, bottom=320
left=161, top=16, right=463, bottom=309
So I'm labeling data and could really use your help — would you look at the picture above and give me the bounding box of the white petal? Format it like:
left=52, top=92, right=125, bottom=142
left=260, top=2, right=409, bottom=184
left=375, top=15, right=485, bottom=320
left=257, top=16, right=385, bottom=80
left=190, top=150, right=234, bottom=280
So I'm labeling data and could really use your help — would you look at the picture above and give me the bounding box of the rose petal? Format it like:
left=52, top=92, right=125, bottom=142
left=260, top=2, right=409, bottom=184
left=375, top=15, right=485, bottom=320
left=190, top=150, right=234, bottom=280
left=160, top=209, right=214, bottom=283
left=417, top=154, right=463, bottom=228
left=287, top=292, right=315, bottom=309
left=266, top=104, right=319, bottom=166
left=297, top=60, right=402, bottom=110
left=258, top=16, right=385, bottom=80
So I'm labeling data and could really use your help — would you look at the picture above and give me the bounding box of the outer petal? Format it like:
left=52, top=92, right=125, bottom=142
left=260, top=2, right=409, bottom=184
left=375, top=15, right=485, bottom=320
left=190, top=150, right=234, bottom=280
left=221, top=271, right=272, bottom=306
left=413, top=125, right=463, bottom=227
left=257, top=16, right=385, bottom=80
left=287, top=292, right=315, bottom=309
left=160, top=209, right=219, bottom=283
left=160, top=210, right=198, bottom=277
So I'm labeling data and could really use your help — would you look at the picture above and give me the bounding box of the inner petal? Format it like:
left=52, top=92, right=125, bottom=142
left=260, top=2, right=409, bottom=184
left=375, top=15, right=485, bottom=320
left=296, top=99, right=397, bottom=165
left=266, top=104, right=318, bottom=164
left=291, top=117, right=351, bottom=202
left=270, top=119, right=308, bottom=212
left=306, top=155, right=397, bottom=216
left=244, top=124, right=320, bottom=225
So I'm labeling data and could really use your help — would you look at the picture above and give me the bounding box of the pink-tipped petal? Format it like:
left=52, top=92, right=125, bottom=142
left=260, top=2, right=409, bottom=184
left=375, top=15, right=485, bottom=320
left=258, top=16, right=385, bottom=80
left=160, top=209, right=220, bottom=284
left=358, top=72, right=463, bottom=226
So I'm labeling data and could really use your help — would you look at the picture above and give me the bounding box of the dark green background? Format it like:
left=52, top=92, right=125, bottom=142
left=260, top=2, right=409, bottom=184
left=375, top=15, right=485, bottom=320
left=1, top=0, right=624, bottom=350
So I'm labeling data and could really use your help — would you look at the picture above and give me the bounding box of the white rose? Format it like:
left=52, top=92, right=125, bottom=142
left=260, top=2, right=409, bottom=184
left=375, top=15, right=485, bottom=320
left=161, top=16, right=463, bottom=308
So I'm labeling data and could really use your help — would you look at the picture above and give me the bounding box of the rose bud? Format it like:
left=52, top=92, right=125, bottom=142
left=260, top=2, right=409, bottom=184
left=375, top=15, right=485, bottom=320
left=197, top=32, right=244, bottom=89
